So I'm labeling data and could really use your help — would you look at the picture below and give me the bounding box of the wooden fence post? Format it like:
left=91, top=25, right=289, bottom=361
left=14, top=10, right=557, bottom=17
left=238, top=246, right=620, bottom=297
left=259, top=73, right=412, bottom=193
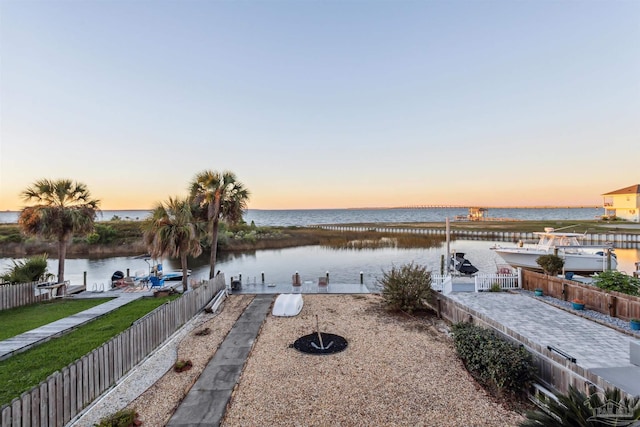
left=609, top=295, right=617, bottom=318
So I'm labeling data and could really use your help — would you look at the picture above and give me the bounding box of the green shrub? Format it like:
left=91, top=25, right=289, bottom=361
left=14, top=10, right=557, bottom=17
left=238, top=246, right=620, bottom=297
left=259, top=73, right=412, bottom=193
left=96, top=408, right=140, bottom=427
left=86, top=224, right=118, bottom=244
left=488, top=283, right=502, bottom=292
left=451, top=322, right=535, bottom=397
left=379, top=262, right=432, bottom=313
left=593, top=270, right=640, bottom=296
left=0, top=232, right=23, bottom=243
left=536, top=254, right=564, bottom=275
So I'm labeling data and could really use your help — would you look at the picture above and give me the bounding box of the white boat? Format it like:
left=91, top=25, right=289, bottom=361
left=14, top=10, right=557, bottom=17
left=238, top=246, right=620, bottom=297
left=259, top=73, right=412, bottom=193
left=272, top=294, right=303, bottom=317
left=491, top=227, right=617, bottom=274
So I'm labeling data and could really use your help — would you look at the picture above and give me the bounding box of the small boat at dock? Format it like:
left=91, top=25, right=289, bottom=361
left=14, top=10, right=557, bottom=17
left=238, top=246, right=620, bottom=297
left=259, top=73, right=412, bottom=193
left=450, top=252, right=479, bottom=275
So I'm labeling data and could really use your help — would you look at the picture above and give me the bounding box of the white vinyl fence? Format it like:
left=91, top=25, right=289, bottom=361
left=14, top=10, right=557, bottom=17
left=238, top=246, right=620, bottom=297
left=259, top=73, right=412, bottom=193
left=432, top=270, right=521, bottom=293
left=474, top=270, right=521, bottom=292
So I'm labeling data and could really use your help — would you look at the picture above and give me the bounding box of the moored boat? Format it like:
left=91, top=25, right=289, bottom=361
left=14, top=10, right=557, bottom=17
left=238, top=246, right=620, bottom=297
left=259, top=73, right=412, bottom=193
left=491, top=228, right=617, bottom=274
left=449, top=252, right=479, bottom=275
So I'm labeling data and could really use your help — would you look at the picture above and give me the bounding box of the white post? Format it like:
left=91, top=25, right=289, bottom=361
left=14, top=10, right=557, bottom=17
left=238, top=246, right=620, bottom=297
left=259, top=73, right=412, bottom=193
left=445, top=217, right=451, bottom=274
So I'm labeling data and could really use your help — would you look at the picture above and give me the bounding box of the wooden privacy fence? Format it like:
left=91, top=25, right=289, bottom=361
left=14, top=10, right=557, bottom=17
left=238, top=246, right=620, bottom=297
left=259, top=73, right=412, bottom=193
left=521, top=270, right=640, bottom=321
left=1, top=274, right=226, bottom=427
left=0, top=282, right=51, bottom=311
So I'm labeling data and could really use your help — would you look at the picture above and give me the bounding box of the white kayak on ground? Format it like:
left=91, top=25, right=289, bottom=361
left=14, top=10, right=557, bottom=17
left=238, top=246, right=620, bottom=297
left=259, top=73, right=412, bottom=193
left=272, top=293, right=303, bottom=317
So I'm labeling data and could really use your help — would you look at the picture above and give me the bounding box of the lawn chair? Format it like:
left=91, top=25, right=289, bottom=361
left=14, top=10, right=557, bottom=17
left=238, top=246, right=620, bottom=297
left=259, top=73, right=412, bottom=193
left=149, top=276, right=165, bottom=289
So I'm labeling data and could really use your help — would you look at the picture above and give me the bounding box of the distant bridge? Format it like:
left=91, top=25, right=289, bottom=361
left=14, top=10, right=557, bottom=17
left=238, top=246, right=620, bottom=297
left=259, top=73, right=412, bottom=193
left=381, top=205, right=601, bottom=210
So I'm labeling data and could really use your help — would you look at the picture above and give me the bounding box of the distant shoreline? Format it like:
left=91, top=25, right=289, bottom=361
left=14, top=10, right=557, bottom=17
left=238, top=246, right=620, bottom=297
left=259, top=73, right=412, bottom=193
left=349, top=205, right=601, bottom=210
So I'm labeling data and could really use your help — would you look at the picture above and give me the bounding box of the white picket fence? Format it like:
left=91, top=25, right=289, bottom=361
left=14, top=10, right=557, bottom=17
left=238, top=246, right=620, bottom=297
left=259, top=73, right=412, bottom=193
left=432, top=270, right=521, bottom=293
left=431, top=274, right=446, bottom=292
left=474, top=272, right=520, bottom=292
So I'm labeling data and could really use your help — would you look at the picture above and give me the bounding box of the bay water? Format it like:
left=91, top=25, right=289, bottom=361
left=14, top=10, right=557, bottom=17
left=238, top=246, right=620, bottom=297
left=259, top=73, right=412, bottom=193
left=1, top=207, right=637, bottom=290
left=0, top=207, right=603, bottom=226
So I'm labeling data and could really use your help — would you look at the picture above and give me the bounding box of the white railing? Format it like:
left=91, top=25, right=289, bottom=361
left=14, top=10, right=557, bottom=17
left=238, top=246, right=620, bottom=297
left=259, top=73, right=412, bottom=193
left=474, top=272, right=520, bottom=292
left=431, top=274, right=447, bottom=292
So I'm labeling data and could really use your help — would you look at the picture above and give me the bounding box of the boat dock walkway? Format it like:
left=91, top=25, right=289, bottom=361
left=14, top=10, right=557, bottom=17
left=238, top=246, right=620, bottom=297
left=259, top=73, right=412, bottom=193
left=0, top=292, right=147, bottom=361
left=167, top=294, right=274, bottom=427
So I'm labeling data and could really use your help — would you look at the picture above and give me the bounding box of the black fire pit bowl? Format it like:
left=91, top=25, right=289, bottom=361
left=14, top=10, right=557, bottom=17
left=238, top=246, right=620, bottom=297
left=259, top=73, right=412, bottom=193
left=292, top=332, right=348, bottom=355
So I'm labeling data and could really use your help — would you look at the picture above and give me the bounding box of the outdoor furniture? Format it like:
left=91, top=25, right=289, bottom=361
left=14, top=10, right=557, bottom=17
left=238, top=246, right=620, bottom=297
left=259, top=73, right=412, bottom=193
left=149, top=276, right=165, bottom=289
left=37, top=281, right=68, bottom=298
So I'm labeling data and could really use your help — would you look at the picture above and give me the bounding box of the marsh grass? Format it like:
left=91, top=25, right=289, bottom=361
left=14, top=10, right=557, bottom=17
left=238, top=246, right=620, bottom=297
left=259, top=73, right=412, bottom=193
left=0, top=298, right=114, bottom=340
left=0, top=295, right=179, bottom=406
left=312, top=229, right=444, bottom=249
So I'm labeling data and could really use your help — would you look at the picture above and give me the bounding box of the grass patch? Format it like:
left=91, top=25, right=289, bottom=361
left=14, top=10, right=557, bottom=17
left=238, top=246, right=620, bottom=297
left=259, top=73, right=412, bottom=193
left=0, top=295, right=179, bottom=406
left=0, top=298, right=114, bottom=341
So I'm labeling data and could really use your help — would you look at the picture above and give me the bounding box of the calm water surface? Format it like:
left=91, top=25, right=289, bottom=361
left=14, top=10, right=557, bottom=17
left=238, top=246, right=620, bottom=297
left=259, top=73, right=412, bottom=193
left=1, top=241, right=637, bottom=291
left=1, top=207, right=635, bottom=290
left=0, top=207, right=603, bottom=226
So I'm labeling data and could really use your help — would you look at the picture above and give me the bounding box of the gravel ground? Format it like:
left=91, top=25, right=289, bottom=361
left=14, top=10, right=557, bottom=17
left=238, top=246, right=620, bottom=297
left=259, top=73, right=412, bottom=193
left=222, top=294, right=523, bottom=427
left=72, top=294, right=524, bottom=426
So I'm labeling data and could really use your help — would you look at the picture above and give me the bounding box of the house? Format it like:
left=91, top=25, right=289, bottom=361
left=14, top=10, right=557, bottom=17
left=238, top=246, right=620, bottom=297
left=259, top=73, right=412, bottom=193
left=602, top=184, right=640, bottom=222
left=453, top=207, right=488, bottom=221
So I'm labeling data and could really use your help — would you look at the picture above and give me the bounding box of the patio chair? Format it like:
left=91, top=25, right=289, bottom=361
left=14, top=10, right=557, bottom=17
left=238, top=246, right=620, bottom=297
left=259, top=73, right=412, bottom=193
left=149, top=276, right=165, bottom=289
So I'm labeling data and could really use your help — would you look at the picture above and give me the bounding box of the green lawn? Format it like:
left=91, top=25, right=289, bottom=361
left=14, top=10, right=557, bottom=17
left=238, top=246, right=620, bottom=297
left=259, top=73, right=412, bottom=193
left=0, top=298, right=114, bottom=341
left=0, top=295, right=179, bottom=407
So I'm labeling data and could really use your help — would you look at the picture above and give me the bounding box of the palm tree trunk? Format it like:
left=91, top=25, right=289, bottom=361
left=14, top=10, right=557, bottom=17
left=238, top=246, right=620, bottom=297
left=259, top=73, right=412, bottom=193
left=181, top=253, right=189, bottom=292
left=209, top=218, right=219, bottom=279
left=57, top=235, right=69, bottom=283
left=208, top=196, right=221, bottom=279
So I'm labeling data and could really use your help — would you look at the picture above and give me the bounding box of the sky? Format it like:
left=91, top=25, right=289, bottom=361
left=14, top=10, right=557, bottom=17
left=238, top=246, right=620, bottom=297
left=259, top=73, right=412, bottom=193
left=0, top=0, right=638, bottom=211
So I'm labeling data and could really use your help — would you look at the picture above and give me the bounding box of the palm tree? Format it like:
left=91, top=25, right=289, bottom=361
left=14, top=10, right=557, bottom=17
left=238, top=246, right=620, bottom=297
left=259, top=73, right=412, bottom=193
left=18, top=179, right=100, bottom=283
left=189, top=170, right=249, bottom=279
left=142, top=197, right=203, bottom=291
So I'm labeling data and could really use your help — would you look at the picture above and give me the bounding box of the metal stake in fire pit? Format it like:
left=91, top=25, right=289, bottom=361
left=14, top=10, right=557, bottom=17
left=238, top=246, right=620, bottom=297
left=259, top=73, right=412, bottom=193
left=311, top=314, right=334, bottom=350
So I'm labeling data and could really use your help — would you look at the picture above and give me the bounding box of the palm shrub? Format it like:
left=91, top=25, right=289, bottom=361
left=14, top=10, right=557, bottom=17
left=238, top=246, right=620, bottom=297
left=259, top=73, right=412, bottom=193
left=451, top=322, right=535, bottom=398
left=1, top=254, right=54, bottom=283
left=592, top=270, right=640, bottom=296
left=536, top=254, right=564, bottom=275
left=521, top=385, right=640, bottom=426
left=379, top=262, right=432, bottom=313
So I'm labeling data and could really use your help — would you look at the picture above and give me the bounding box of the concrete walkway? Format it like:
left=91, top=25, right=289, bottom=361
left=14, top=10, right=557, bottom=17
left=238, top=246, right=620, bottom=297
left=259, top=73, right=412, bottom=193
left=448, top=292, right=640, bottom=396
left=167, top=294, right=274, bottom=427
left=0, top=293, right=146, bottom=360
